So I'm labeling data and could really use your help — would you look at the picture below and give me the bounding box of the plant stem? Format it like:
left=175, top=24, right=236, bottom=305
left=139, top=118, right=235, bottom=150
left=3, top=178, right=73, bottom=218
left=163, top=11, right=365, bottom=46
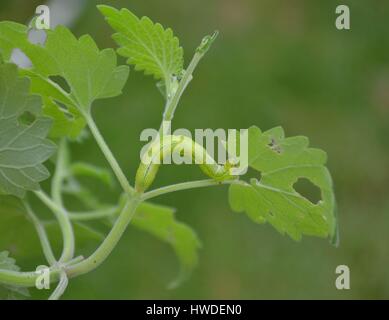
left=0, top=196, right=140, bottom=287
left=49, top=271, right=68, bottom=300
left=68, top=207, right=118, bottom=221
left=0, top=267, right=61, bottom=288
left=51, top=139, right=67, bottom=206
left=66, top=194, right=141, bottom=277
left=23, top=201, right=57, bottom=265
left=0, top=179, right=239, bottom=289
left=141, top=179, right=242, bottom=201
left=85, top=114, right=134, bottom=195
left=162, top=51, right=203, bottom=123
left=34, top=190, right=75, bottom=263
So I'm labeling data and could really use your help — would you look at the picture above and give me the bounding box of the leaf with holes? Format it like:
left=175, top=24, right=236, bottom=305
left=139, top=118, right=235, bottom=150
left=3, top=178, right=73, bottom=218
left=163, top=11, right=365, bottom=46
left=229, top=126, right=337, bottom=242
left=0, top=21, right=81, bottom=139
left=0, top=251, right=29, bottom=300
left=0, top=63, right=56, bottom=198
left=40, top=97, right=85, bottom=139
left=0, top=21, right=129, bottom=137
left=98, top=5, right=184, bottom=88
left=21, top=70, right=86, bottom=140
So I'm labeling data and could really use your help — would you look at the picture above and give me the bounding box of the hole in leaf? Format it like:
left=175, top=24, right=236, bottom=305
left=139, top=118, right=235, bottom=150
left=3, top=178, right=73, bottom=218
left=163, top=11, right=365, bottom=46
left=55, top=100, right=75, bottom=120
left=28, top=28, right=47, bottom=45
left=18, top=111, right=36, bottom=126
left=293, top=178, right=322, bottom=204
left=268, top=137, right=282, bottom=153
left=10, top=48, right=32, bottom=68
left=49, top=76, right=71, bottom=94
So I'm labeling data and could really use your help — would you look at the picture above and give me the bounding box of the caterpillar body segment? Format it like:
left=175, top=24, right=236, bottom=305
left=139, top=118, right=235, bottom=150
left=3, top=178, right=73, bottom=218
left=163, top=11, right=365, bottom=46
left=135, top=135, right=238, bottom=192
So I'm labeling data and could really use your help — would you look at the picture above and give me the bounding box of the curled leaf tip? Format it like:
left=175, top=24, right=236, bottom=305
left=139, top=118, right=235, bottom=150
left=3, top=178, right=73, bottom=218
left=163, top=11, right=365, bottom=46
left=196, top=30, right=219, bottom=54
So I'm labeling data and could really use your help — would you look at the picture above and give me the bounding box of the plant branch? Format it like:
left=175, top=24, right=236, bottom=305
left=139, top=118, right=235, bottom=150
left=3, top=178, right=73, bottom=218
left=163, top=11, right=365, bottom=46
left=51, top=139, right=68, bottom=206
left=49, top=271, right=68, bottom=300
left=66, top=194, right=141, bottom=277
left=0, top=267, right=61, bottom=288
left=162, top=32, right=218, bottom=124
left=162, top=53, right=201, bottom=123
left=23, top=201, right=57, bottom=265
left=141, top=178, right=242, bottom=201
left=34, top=190, right=75, bottom=263
left=68, top=207, right=118, bottom=221
left=85, top=114, right=135, bottom=196
left=0, top=195, right=139, bottom=288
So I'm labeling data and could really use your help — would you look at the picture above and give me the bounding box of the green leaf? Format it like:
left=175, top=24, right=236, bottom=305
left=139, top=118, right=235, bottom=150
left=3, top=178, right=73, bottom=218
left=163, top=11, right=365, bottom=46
left=98, top=5, right=184, bottom=86
left=41, top=97, right=86, bottom=139
left=25, top=25, right=130, bottom=111
left=0, top=63, right=56, bottom=198
left=0, top=251, right=30, bottom=300
left=62, top=161, right=115, bottom=210
left=0, top=21, right=129, bottom=137
left=70, top=162, right=115, bottom=189
left=0, top=21, right=26, bottom=60
left=229, top=126, right=337, bottom=242
left=132, top=202, right=201, bottom=289
left=20, top=69, right=86, bottom=139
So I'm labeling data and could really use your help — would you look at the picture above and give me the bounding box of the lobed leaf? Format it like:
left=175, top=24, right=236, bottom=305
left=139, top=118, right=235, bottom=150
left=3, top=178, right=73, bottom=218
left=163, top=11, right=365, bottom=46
left=0, top=63, right=56, bottom=198
left=98, top=5, right=184, bottom=87
left=229, top=126, right=337, bottom=242
left=0, top=21, right=130, bottom=138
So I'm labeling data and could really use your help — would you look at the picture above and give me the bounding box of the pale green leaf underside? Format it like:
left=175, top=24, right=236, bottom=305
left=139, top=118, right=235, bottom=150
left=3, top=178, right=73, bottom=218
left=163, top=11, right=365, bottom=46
left=0, top=251, right=29, bottom=300
left=229, top=126, right=337, bottom=242
left=0, top=21, right=129, bottom=138
left=42, top=97, right=85, bottom=139
left=98, top=5, right=184, bottom=82
left=20, top=69, right=86, bottom=139
left=132, top=202, right=201, bottom=289
left=0, top=63, right=56, bottom=198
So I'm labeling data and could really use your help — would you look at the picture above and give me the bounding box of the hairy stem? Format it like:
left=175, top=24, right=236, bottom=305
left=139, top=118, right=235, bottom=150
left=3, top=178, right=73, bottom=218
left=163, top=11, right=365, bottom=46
left=85, top=114, right=134, bottom=195
left=34, top=191, right=75, bottom=263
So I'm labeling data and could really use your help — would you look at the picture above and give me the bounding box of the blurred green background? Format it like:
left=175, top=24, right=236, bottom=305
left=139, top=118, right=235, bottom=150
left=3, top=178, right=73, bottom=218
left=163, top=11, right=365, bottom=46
left=1, top=0, right=388, bottom=299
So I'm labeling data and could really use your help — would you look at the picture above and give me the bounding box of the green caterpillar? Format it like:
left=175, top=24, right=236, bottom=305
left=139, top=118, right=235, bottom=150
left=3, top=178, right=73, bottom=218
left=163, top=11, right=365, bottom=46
left=135, top=135, right=238, bottom=192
